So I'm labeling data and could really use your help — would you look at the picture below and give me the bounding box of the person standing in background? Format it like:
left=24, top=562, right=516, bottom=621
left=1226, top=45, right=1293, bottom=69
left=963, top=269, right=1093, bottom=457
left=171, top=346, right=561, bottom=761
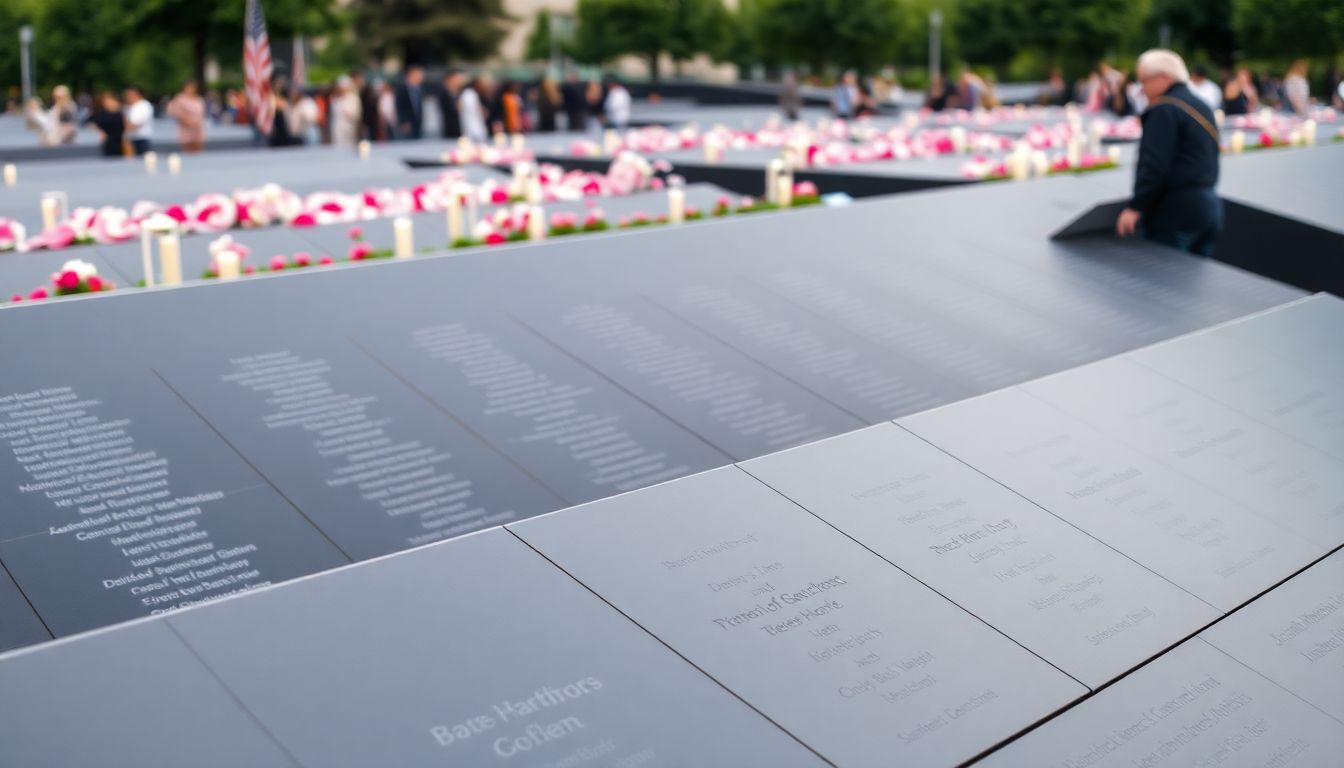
left=1222, top=68, right=1258, bottom=115
left=354, top=73, right=379, bottom=141
left=395, top=64, right=425, bottom=140
left=1187, top=65, right=1222, bottom=110
left=268, top=77, right=295, bottom=147
left=85, top=91, right=125, bottom=157
left=459, top=74, right=490, bottom=143
left=1116, top=50, right=1222, bottom=256
left=832, top=71, right=855, bottom=118
left=562, top=71, right=587, bottom=131
left=167, top=81, right=206, bottom=152
left=1282, top=60, right=1311, bottom=115
left=289, top=86, right=319, bottom=145
left=329, top=75, right=362, bottom=147
left=123, top=85, right=154, bottom=155
left=440, top=70, right=463, bottom=139
left=500, top=80, right=524, bottom=134
left=779, top=71, right=802, bottom=121
left=536, top=74, right=561, bottom=132
left=604, top=75, right=631, bottom=131
left=377, top=80, right=397, bottom=141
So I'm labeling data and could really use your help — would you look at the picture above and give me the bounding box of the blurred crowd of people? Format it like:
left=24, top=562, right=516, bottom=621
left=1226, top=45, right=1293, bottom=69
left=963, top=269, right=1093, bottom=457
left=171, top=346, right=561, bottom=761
left=1035, top=59, right=1344, bottom=116
left=11, top=66, right=638, bottom=157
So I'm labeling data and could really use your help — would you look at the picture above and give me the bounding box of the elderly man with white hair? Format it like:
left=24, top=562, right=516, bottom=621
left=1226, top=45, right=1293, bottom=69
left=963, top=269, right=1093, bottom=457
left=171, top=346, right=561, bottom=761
left=1116, top=49, right=1222, bottom=256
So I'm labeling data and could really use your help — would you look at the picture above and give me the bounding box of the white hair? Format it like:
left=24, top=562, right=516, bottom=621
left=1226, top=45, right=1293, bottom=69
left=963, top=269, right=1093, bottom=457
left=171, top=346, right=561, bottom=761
left=1136, top=49, right=1190, bottom=83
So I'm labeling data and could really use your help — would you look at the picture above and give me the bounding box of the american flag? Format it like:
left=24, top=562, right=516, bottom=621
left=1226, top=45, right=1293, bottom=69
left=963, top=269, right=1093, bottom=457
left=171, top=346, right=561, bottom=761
left=244, top=0, right=273, bottom=134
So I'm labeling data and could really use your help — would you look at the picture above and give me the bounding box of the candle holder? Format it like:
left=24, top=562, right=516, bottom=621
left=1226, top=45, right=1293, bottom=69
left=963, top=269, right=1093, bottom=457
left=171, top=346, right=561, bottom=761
left=40, top=191, right=69, bottom=231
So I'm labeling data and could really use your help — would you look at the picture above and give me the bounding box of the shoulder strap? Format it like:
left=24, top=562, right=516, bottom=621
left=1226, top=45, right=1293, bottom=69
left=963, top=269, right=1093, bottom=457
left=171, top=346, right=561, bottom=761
left=1152, top=96, right=1221, bottom=146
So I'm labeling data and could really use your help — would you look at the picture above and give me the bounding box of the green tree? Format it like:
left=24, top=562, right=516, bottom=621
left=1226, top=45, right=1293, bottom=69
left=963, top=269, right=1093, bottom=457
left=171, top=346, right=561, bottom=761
left=752, top=0, right=908, bottom=73
left=954, top=0, right=1024, bottom=70
left=1232, top=0, right=1344, bottom=60
left=350, top=0, right=513, bottom=63
left=525, top=8, right=553, bottom=62
left=571, top=0, right=673, bottom=78
left=953, top=0, right=1146, bottom=73
left=666, top=0, right=730, bottom=75
left=1146, top=0, right=1235, bottom=66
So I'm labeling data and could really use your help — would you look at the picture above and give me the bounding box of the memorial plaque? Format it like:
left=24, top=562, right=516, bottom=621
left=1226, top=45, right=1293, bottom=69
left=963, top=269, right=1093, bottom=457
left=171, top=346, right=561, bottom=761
left=355, top=317, right=729, bottom=504
left=1202, top=551, right=1344, bottom=722
left=0, top=371, right=347, bottom=636
left=901, top=388, right=1318, bottom=611
left=749, top=265, right=1035, bottom=394
left=0, top=621, right=295, bottom=767
left=645, top=278, right=952, bottom=420
left=156, top=340, right=562, bottom=560
left=1024, top=357, right=1344, bottom=549
left=511, top=466, right=1086, bottom=767
left=513, top=296, right=865, bottom=459
left=169, top=528, right=823, bottom=767
left=1212, top=295, right=1344, bottom=384
left=741, top=423, right=1220, bottom=688
left=0, top=567, right=49, bottom=652
left=981, top=638, right=1344, bottom=767
left=1133, top=327, right=1344, bottom=460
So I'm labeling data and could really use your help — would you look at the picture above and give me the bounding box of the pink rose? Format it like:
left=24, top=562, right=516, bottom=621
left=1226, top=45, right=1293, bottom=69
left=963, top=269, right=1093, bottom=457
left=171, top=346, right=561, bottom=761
left=348, top=226, right=364, bottom=241
left=349, top=243, right=373, bottom=260
left=490, top=188, right=510, bottom=204
left=318, top=255, right=333, bottom=265
left=165, top=205, right=188, bottom=223
left=618, top=216, right=631, bottom=227
left=321, top=202, right=343, bottom=213
left=244, top=265, right=256, bottom=275
left=485, top=232, right=506, bottom=245
left=29, top=287, right=48, bottom=300
left=269, top=255, right=287, bottom=271
left=56, top=270, right=81, bottom=290
left=10, top=294, right=21, bottom=303
left=294, top=252, right=311, bottom=266
left=794, top=181, right=818, bottom=197
left=45, top=225, right=78, bottom=250
left=86, top=276, right=104, bottom=292
left=291, top=213, right=317, bottom=227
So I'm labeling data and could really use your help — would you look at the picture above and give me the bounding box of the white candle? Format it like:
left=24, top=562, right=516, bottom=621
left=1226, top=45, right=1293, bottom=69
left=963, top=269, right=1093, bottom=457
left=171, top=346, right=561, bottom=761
left=466, top=187, right=480, bottom=233
left=1303, top=119, right=1318, bottom=146
left=526, top=177, right=543, bottom=205
left=357, top=140, right=371, bottom=160
left=493, top=132, right=507, bottom=148
left=1007, top=154, right=1027, bottom=182
left=167, top=153, right=182, bottom=175
left=1230, top=130, right=1245, bottom=154
left=703, top=140, right=721, bottom=164
left=446, top=189, right=464, bottom=243
left=3, top=163, right=15, bottom=187
left=40, top=196, right=59, bottom=231
left=603, top=129, right=620, bottom=155
left=765, top=158, right=783, bottom=203
left=140, top=232, right=156, bottom=288
left=667, top=186, right=685, bottom=224
left=216, top=249, right=241, bottom=280
left=144, top=151, right=158, bottom=174
left=1066, top=138, right=1082, bottom=169
left=1214, top=109, right=1225, bottom=129
left=1087, top=121, right=1103, bottom=157
left=393, top=216, right=413, bottom=259
left=775, top=175, right=793, bottom=207
left=158, top=234, right=182, bottom=285
left=511, top=133, right=524, bottom=152
left=949, top=126, right=968, bottom=154
left=1107, top=146, right=1122, bottom=165
left=1030, top=150, right=1050, bottom=178
left=527, top=206, right=546, bottom=241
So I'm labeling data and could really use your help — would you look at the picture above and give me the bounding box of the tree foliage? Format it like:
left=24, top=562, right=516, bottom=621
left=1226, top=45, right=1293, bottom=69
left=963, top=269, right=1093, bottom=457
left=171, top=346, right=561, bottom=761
left=751, top=0, right=907, bottom=73
left=349, top=0, right=513, bottom=63
left=570, top=0, right=728, bottom=79
left=525, top=9, right=553, bottom=62
left=1232, top=0, right=1344, bottom=60
left=1146, top=0, right=1235, bottom=66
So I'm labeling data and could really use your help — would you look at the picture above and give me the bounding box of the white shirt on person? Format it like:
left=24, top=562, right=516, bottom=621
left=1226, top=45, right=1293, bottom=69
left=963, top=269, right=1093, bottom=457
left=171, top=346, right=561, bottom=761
left=605, top=86, right=631, bottom=128
left=459, top=87, right=487, bottom=143
left=1189, top=78, right=1222, bottom=110
left=125, top=99, right=153, bottom=139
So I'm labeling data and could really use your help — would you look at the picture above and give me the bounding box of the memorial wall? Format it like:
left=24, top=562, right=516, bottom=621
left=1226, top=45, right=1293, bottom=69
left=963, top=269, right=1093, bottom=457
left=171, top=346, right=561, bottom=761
left=2, top=292, right=1341, bottom=766
left=0, top=186, right=1311, bottom=651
